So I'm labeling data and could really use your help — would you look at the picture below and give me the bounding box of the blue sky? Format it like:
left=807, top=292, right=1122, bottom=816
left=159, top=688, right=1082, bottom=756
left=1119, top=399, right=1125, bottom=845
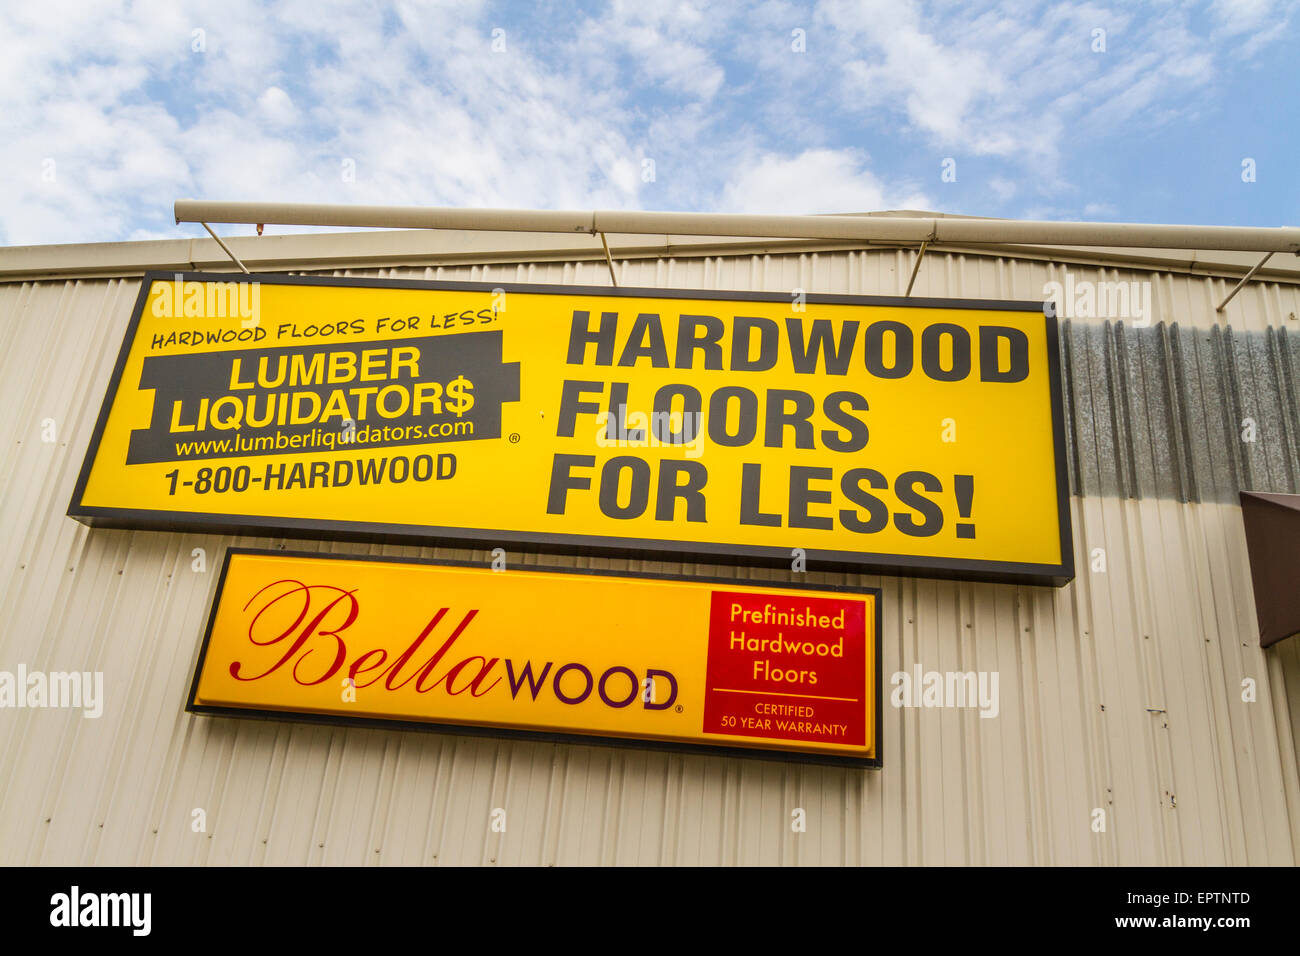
left=1, top=0, right=1295, bottom=246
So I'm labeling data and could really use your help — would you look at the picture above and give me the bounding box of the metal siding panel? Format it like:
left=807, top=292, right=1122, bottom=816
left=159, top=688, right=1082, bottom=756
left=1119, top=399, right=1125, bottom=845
left=2, top=252, right=1299, bottom=865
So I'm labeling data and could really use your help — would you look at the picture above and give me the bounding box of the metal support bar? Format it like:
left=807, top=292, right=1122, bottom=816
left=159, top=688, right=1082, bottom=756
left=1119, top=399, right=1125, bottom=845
left=199, top=222, right=250, bottom=274
left=1216, top=251, right=1274, bottom=312
left=173, top=200, right=1300, bottom=254
left=599, top=231, right=618, bottom=287
left=905, top=240, right=928, bottom=296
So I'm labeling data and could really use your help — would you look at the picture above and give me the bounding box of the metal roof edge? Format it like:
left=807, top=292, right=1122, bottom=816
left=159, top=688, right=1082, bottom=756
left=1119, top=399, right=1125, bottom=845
left=2, top=223, right=1299, bottom=284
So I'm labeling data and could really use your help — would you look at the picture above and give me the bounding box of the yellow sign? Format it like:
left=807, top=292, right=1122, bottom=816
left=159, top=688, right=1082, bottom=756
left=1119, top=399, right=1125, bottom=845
left=71, top=273, right=1072, bottom=584
left=188, top=550, right=881, bottom=765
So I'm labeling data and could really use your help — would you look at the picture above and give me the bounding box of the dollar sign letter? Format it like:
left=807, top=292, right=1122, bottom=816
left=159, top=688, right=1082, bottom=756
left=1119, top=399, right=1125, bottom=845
left=447, top=375, right=475, bottom=417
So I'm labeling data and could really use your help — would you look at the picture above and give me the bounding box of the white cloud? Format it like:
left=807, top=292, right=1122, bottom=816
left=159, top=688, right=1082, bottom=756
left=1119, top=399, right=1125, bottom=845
left=827, top=0, right=1005, bottom=146
left=718, top=148, right=930, bottom=214
left=1082, top=201, right=1117, bottom=218
left=0, top=0, right=656, bottom=244
left=803, top=0, right=1281, bottom=182
left=257, top=87, right=296, bottom=126
left=0, top=1, right=1291, bottom=245
left=988, top=177, right=1017, bottom=202
left=572, top=1, right=729, bottom=101
left=1209, top=0, right=1293, bottom=56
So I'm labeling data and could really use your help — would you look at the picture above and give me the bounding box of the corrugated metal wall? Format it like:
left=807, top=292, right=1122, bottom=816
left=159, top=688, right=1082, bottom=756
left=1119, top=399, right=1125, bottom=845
left=2, top=247, right=1299, bottom=865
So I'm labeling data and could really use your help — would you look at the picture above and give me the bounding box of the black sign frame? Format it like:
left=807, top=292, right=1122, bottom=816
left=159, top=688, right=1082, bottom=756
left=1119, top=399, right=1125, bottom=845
left=68, top=271, right=1075, bottom=587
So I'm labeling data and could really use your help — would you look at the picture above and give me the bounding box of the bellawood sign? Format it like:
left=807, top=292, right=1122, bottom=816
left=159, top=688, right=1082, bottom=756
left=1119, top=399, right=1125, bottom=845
left=189, top=550, right=882, bottom=766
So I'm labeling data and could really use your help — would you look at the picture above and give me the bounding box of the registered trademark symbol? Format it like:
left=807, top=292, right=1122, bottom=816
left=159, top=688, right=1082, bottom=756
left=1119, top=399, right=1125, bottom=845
left=508, top=433, right=520, bottom=443
left=675, top=705, right=684, bottom=713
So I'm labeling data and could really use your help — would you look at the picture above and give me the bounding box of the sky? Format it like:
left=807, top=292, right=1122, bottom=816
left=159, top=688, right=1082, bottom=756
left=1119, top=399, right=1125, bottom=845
left=0, top=0, right=1296, bottom=247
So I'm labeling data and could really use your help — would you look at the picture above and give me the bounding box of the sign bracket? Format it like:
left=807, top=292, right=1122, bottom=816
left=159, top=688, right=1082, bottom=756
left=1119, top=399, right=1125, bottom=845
left=199, top=222, right=251, bottom=274
left=904, top=240, right=929, bottom=296
left=1216, top=251, right=1273, bottom=312
left=599, top=231, right=619, bottom=287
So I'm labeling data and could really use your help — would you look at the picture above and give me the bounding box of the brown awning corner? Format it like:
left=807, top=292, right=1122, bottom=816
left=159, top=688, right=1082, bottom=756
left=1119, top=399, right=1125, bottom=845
left=1241, top=491, right=1300, bottom=648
